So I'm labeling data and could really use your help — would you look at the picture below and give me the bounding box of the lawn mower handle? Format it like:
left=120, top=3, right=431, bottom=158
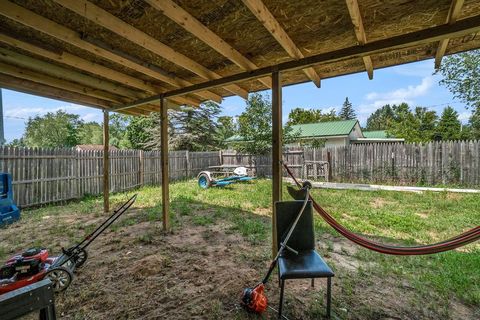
left=58, top=194, right=138, bottom=266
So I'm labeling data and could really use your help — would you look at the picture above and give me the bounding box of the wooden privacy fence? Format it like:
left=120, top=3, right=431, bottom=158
left=223, top=141, right=480, bottom=186
left=0, top=147, right=220, bottom=208
left=2, top=141, right=479, bottom=207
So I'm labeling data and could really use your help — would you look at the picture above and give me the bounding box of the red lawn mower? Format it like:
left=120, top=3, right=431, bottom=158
left=0, top=194, right=137, bottom=295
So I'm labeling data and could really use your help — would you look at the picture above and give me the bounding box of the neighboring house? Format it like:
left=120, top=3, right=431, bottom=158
left=225, top=120, right=404, bottom=148
left=76, top=144, right=119, bottom=151
left=289, top=120, right=363, bottom=147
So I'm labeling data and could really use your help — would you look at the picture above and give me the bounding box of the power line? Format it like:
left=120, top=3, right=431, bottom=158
left=3, top=115, right=27, bottom=120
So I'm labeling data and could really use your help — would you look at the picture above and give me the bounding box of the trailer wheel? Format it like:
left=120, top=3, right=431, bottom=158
left=46, top=266, right=73, bottom=293
left=198, top=173, right=212, bottom=189
left=74, top=249, right=88, bottom=268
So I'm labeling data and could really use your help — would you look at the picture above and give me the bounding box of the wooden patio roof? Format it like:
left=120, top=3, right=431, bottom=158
left=1, top=0, right=480, bottom=115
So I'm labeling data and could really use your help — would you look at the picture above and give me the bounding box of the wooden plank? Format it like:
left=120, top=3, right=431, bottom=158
left=434, top=0, right=465, bottom=68
left=123, top=13, right=480, bottom=109
left=345, top=0, right=374, bottom=79
left=103, top=111, right=109, bottom=213
left=0, top=61, right=129, bottom=104
left=146, top=0, right=271, bottom=88
left=271, top=71, right=282, bottom=257
left=160, top=98, right=170, bottom=231
left=0, top=1, right=221, bottom=104
left=52, top=0, right=248, bottom=99
left=241, top=0, right=321, bottom=87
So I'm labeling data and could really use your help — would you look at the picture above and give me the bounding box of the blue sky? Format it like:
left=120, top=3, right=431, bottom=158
left=1, top=59, right=470, bottom=143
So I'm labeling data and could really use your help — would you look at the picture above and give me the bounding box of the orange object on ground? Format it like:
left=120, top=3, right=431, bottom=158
left=241, top=283, right=268, bottom=314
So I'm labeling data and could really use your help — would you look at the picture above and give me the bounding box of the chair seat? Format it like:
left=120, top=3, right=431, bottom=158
left=278, top=250, right=334, bottom=280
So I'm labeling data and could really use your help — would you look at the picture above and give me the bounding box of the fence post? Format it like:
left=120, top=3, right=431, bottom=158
left=139, top=150, right=144, bottom=187
left=218, top=150, right=223, bottom=166
left=327, top=150, right=332, bottom=182
left=185, top=150, right=190, bottom=178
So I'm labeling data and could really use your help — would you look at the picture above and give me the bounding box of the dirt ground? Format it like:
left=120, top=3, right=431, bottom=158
left=2, top=202, right=478, bottom=319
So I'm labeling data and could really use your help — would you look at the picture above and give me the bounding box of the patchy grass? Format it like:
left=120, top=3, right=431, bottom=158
left=0, top=179, right=478, bottom=319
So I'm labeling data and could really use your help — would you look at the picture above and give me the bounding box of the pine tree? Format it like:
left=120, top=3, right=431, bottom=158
left=339, top=97, right=356, bottom=120
left=436, top=106, right=462, bottom=140
left=469, top=106, right=480, bottom=139
left=366, top=104, right=394, bottom=130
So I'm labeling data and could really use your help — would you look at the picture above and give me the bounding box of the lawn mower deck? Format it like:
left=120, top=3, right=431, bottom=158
left=0, top=194, right=137, bottom=295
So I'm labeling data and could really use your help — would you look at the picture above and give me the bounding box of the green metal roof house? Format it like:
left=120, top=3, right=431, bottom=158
left=225, top=120, right=404, bottom=148
left=289, top=120, right=363, bottom=147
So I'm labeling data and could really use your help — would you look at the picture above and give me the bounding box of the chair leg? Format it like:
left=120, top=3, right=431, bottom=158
left=311, top=278, right=315, bottom=288
left=326, top=277, right=332, bottom=318
left=278, top=280, right=285, bottom=320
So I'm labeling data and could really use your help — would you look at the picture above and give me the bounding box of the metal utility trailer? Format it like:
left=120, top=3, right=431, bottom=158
left=197, top=165, right=255, bottom=189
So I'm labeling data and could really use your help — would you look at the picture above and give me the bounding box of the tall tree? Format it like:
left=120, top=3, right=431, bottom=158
left=436, top=50, right=480, bottom=110
left=469, top=106, right=480, bottom=139
left=414, top=107, right=438, bottom=141
left=436, top=106, right=461, bottom=140
left=236, top=93, right=297, bottom=155
left=387, top=103, right=420, bottom=142
left=24, top=110, right=82, bottom=148
left=125, top=114, right=157, bottom=150
left=366, top=104, right=394, bottom=130
left=339, top=97, right=356, bottom=120
left=109, top=114, right=133, bottom=149
left=217, top=115, right=238, bottom=148
left=77, top=122, right=103, bottom=145
left=287, top=107, right=340, bottom=125
left=144, top=101, right=223, bottom=151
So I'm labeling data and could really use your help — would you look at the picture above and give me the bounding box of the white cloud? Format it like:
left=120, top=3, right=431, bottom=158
left=355, top=76, right=436, bottom=125
left=365, top=76, right=434, bottom=102
left=458, top=111, right=471, bottom=122
left=5, top=104, right=85, bottom=119
left=389, top=60, right=435, bottom=78
left=81, top=112, right=102, bottom=123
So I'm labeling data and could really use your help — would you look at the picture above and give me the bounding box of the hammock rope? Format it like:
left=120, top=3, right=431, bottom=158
left=283, top=163, right=480, bottom=255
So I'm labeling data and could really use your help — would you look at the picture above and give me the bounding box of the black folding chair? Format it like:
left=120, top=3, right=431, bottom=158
left=275, top=200, right=334, bottom=319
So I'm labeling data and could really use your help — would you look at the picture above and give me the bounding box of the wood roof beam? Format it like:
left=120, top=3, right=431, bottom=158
left=435, top=0, right=465, bottom=69
left=345, top=0, right=373, bottom=80
left=0, top=46, right=189, bottom=109
left=120, top=13, right=480, bottom=109
left=80, top=35, right=222, bottom=103
left=146, top=0, right=271, bottom=88
left=0, top=73, right=133, bottom=113
left=241, top=0, right=321, bottom=88
left=52, top=0, right=248, bottom=99
left=0, top=61, right=126, bottom=104
left=0, top=33, right=162, bottom=95
left=0, top=1, right=221, bottom=104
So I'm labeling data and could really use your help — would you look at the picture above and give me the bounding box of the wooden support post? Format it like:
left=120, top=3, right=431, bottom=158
left=272, top=70, right=282, bottom=257
left=160, top=97, right=170, bottom=231
left=103, top=110, right=109, bottom=213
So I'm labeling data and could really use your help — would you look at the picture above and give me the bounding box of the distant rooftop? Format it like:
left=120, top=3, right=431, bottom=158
left=363, top=130, right=389, bottom=139
left=290, top=120, right=360, bottom=138
left=76, top=144, right=119, bottom=151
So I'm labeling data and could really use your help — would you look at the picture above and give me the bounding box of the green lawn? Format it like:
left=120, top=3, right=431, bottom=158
left=1, top=179, right=479, bottom=319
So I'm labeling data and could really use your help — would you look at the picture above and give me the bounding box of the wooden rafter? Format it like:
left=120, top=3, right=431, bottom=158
left=0, top=1, right=222, bottom=104
left=345, top=0, right=374, bottom=80
left=146, top=0, right=272, bottom=88
left=121, top=13, right=480, bottom=110
left=241, top=0, right=321, bottom=88
left=0, top=46, right=187, bottom=110
left=0, top=61, right=125, bottom=104
left=435, top=0, right=465, bottom=69
left=52, top=0, right=249, bottom=99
